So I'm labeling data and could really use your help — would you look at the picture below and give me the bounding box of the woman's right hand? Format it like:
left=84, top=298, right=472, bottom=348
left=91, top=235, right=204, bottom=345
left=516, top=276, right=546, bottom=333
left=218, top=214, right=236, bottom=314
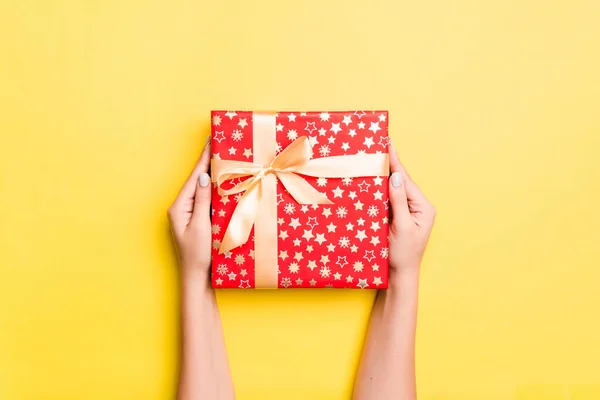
left=387, top=144, right=436, bottom=274
left=168, top=141, right=213, bottom=276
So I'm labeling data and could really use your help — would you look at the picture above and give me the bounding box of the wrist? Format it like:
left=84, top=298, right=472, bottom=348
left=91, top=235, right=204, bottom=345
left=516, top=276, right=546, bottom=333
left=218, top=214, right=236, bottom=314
left=388, top=267, right=420, bottom=289
left=180, top=264, right=211, bottom=283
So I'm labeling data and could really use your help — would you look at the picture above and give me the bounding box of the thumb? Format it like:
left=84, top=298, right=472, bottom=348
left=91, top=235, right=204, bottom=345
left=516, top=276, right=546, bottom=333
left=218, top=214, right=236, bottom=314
left=190, top=172, right=212, bottom=228
left=389, top=171, right=411, bottom=230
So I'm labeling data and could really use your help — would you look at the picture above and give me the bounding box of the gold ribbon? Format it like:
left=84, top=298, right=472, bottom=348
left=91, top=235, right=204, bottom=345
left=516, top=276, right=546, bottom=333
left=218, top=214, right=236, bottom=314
left=211, top=112, right=389, bottom=288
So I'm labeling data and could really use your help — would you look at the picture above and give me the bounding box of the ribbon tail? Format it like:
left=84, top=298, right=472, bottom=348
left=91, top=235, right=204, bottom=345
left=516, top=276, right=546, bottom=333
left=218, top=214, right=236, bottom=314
left=276, top=172, right=333, bottom=205
left=218, top=183, right=262, bottom=254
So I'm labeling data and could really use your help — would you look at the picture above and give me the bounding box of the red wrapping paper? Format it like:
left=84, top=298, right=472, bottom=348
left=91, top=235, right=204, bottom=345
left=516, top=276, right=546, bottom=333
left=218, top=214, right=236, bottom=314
left=210, top=111, right=389, bottom=289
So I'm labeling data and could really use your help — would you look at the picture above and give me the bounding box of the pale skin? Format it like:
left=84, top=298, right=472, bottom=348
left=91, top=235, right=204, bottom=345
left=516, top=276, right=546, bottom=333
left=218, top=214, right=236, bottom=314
left=169, top=141, right=435, bottom=400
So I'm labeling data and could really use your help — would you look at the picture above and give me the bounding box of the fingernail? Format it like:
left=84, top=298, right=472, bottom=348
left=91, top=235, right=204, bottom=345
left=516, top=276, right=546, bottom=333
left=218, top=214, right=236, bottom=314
left=391, top=172, right=402, bottom=187
left=199, top=173, right=210, bottom=187
left=205, top=135, right=211, bottom=144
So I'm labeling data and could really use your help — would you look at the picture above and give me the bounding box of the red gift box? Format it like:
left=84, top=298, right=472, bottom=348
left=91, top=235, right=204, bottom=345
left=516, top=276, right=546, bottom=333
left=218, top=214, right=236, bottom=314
left=210, top=111, right=390, bottom=289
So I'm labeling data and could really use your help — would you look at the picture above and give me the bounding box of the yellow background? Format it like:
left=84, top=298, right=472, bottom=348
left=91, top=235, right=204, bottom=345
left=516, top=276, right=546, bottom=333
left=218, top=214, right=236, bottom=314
left=1, top=0, right=599, bottom=399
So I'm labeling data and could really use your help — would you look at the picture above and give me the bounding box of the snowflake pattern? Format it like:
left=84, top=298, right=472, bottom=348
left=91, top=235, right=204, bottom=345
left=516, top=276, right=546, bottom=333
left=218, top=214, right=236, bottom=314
left=232, top=129, right=243, bottom=141
left=319, top=144, right=331, bottom=157
left=210, top=111, right=389, bottom=288
left=367, top=205, right=379, bottom=217
left=284, top=202, right=295, bottom=215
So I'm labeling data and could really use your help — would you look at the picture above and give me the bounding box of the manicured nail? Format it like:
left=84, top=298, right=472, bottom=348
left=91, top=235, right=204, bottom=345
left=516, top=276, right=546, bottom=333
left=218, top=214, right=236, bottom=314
left=391, top=172, right=402, bottom=187
left=199, top=173, right=210, bottom=187
left=206, top=135, right=211, bottom=144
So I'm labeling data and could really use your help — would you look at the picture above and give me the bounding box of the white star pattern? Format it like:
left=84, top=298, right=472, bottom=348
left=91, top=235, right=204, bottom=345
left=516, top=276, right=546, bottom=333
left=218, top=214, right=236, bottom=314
left=315, top=233, right=326, bottom=245
left=330, top=123, right=342, bottom=134
left=238, top=118, right=248, bottom=128
left=368, top=121, right=380, bottom=133
left=337, top=256, right=348, bottom=267
left=213, top=131, right=226, bottom=143
left=358, top=181, right=371, bottom=192
left=302, top=229, right=314, bottom=240
left=332, top=186, right=344, bottom=198
left=290, top=218, right=301, bottom=229
left=305, top=122, right=317, bottom=134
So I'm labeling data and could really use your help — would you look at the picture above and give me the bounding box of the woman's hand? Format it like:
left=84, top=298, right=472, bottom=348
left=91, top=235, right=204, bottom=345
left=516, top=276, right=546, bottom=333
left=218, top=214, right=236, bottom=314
left=168, top=141, right=213, bottom=274
left=387, top=144, right=436, bottom=274
left=354, top=144, right=434, bottom=400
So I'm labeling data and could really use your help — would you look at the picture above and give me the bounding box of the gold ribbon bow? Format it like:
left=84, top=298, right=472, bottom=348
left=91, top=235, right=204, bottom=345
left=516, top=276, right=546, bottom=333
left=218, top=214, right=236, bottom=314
left=211, top=112, right=388, bottom=288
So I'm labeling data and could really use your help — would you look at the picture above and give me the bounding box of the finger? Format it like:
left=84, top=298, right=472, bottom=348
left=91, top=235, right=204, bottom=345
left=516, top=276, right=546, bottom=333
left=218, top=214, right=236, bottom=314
left=173, top=140, right=211, bottom=207
left=388, top=141, right=435, bottom=223
left=190, top=172, right=212, bottom=228
left=389, top=141, right=431, bottom=205
left=389, top=141, right=409, bottom=177
left=389, top=171, right=411, bottom=230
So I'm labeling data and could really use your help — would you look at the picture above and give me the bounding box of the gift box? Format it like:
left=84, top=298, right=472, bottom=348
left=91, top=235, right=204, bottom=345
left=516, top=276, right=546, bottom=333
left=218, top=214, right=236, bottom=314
left=210, top=111, right=390, bottom=289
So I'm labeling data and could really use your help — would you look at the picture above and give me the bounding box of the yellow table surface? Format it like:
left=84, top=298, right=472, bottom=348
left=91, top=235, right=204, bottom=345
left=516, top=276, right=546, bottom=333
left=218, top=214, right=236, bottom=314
left=1, top=0, right=600, bottom=399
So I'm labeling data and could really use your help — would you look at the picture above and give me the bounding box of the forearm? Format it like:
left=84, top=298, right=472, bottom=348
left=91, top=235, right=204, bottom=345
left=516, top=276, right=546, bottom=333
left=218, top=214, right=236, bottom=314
left=178, top=268, right=234, bottom=400
left=353, top=268, right=420, bottom=400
